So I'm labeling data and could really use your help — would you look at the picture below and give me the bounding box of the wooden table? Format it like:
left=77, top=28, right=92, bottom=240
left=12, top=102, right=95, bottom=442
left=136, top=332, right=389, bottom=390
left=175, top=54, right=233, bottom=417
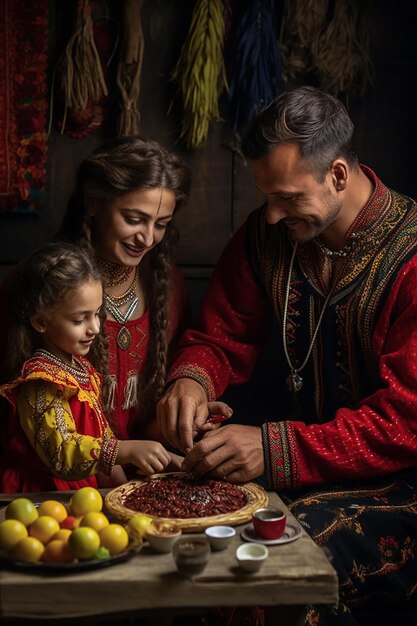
left=0, top=490, right=338, bottom=625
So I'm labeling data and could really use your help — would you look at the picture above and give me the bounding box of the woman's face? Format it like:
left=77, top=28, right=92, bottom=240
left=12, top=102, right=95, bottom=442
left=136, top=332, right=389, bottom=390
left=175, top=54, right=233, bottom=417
left=90, top=187, right=176, bottom=267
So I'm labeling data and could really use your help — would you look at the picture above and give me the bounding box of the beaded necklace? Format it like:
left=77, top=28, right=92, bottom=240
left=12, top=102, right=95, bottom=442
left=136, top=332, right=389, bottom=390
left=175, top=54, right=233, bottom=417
left=103, top=268, right=139, bottom=350
left=97, top=258, right=134, bottom=287
left=33, top=349, right=90, bottom=385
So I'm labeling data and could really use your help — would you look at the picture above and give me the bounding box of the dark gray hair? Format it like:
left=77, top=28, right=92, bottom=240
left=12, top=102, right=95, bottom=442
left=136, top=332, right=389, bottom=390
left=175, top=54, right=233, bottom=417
left=242, top=86, right=359, bottom=179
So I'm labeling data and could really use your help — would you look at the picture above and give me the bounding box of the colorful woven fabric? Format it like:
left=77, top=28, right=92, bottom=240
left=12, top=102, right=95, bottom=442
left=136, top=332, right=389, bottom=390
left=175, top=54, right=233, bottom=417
left=0, top=0, right=48, bottom=214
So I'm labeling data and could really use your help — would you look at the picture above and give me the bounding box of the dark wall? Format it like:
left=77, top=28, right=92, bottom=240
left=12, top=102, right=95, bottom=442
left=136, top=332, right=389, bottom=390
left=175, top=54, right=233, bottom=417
left=1, top=0, right=416, bottom=315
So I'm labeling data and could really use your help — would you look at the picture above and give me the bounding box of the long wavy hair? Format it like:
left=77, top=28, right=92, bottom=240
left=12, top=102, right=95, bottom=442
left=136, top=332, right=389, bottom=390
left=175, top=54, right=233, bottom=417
left=3, top=242, right=108, bottom=385
left=55, top=135, right=191, bottom=421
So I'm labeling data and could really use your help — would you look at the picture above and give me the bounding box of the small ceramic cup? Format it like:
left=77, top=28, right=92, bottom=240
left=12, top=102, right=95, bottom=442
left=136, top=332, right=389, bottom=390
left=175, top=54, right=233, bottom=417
left=145, top=521, right=182, bottom=553
left=173, top=536, right=211, bottom=577
left=204, top=525, right=236, bottom=551
left=252, top=507, right=287, bottom=540
left=236, top=543, right=268, bottom=572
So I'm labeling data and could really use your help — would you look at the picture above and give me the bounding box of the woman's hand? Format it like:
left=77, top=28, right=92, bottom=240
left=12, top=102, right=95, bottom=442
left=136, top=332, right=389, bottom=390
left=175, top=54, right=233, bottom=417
left=156, top=378, right=233, bottom=453
left=156, top=378, right=209, bottom=452
left=200, top=401, right=233, bottom=433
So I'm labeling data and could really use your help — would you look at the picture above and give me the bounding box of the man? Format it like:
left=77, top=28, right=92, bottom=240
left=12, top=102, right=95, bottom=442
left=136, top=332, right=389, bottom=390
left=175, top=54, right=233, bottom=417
left=157, top=86, right=417, bottom=623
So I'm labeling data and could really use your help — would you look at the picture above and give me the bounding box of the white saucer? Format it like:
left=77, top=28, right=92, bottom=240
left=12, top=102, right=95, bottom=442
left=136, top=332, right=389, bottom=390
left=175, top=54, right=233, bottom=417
left=241, top=522, right=302, bottom=545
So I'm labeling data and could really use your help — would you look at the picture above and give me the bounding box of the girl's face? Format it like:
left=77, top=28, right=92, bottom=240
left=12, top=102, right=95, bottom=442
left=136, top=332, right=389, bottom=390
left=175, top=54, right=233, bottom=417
left=90, top=187, right=176, bottom=267
left=32, top=279, right=103, bottom=365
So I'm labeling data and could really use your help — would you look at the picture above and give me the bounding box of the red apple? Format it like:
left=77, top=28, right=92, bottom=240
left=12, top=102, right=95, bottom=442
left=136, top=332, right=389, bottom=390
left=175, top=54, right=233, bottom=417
left=60, top=516, right=81, bottom=530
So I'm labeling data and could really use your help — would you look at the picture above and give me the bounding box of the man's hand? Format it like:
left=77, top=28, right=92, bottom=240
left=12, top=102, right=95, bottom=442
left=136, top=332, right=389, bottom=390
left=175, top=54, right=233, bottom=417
left=156, top=378, right=209, bottom=452
left=181, top=424, right=265, bottom=484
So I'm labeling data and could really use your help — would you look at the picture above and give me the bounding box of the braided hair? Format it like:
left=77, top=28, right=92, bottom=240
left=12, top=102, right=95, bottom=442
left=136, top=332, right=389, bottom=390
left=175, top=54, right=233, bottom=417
left=55, top=136, right=191, bottom=420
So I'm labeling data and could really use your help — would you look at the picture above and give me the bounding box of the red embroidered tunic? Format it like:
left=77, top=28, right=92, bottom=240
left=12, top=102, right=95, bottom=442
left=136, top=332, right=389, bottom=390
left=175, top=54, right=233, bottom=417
left=167, top=168, right=417, bottom=491
left=0, top=351, right=118, bottom=493
left=105, top=266, right=190, bottom=439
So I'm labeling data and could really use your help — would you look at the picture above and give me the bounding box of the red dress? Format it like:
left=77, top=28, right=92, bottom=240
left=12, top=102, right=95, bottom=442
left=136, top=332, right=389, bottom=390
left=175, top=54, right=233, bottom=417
left=104, top=266, right=190, bottom=439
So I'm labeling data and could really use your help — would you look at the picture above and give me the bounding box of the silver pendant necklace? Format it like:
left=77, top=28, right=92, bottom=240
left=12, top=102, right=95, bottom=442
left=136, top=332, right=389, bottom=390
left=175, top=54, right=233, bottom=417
left=282, top=242, right=334, bottom=393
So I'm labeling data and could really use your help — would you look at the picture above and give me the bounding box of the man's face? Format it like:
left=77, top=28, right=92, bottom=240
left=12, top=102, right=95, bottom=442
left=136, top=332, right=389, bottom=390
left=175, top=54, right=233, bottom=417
left=251, top=142, right=343, bottom=243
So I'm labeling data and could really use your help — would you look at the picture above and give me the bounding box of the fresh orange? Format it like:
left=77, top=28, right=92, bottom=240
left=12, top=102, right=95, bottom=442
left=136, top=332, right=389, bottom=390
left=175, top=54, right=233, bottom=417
left=70, top=487, right=102, bottom=516
left=80, top=511, right=109, bottom=532
left=0, top=519, right=28, bottom=550
left=5, top=498, right=38, bottom=527
left=38, top=500, right=68, bottom=524
left=42, top=539, right=74, bottom=564
left=28, top=515, right=60, bottom=544
left=68, top=526, right=100, bottom=560
left=13, top=536, right=44, bottom=563
left=99, top=523, right=129, bottom=556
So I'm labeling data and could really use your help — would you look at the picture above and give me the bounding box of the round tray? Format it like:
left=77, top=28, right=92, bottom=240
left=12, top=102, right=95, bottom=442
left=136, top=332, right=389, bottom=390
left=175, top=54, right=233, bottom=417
left=105, top=472, right=269, bottom=532
left=0, top=544, right=141, bottom=574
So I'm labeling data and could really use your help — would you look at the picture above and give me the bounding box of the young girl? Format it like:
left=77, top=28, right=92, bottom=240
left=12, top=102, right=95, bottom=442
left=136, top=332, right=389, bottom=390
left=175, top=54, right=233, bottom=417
left=0, top=242, right=180, bottom=493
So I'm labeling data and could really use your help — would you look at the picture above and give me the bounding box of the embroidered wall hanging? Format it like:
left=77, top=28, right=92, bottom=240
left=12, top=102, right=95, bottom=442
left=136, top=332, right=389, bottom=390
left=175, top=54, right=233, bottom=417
left=0, top=0, right=48, bottom=214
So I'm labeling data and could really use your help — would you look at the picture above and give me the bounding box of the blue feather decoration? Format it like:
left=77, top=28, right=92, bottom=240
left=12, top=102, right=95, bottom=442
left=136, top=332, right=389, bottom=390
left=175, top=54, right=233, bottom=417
left=226, top=0, right=283, bottom=138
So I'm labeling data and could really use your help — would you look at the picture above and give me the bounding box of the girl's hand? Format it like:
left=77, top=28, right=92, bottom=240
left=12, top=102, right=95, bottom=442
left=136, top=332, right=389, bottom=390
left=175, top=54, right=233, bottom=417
left=166, top=451, right=184, bottom=472
left=117, top=440, right=171, bottom=475
left=96, top=464, right=127, bottom=487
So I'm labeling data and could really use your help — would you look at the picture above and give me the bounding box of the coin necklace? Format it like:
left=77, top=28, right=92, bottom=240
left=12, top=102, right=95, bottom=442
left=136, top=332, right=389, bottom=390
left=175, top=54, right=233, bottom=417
left=282, top=242, right=334, bottom=393
left=104, top=268, right=138, bottom=350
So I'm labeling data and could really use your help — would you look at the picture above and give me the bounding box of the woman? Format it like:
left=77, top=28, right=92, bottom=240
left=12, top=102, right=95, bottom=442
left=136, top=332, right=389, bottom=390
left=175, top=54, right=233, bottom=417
left=54, top=135, right=193, bottom=443
left=0, top=136, right=230, bottom=488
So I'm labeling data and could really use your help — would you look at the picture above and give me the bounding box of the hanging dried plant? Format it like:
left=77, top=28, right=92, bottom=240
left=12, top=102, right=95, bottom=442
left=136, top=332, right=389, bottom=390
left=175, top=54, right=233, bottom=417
left=312, top=0, right=375, bottom=96
left=279, top=0, right=375, bottom=97
left=58, top=0, right=108, bottom=132
left=171, top=0, right=228, bottom=149
left=116, top=0, right=145, bottom=136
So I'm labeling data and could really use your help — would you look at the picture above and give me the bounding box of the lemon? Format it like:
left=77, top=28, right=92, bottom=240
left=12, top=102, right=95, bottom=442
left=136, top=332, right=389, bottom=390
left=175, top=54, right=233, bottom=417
left=6, top=498, right=38, bottom=527
left=126, top=514, right=152, bottom=540
left=68, top=526, right=100, bottom=560
left=28, top=515, right=60, bottom=544
left=99, top=524, right=129, bottom=556
left=0, top=519, right=28, bottom=550
left=80, top=511, right=109, bottom=532
left=13, top=536, right=44, bottom=563
left=70, top=487, right=102, bottom=516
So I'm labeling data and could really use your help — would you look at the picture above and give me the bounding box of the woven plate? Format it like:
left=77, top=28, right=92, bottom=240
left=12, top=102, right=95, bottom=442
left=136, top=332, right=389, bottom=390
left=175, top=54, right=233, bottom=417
left=105, top=472, right=269, bottom=532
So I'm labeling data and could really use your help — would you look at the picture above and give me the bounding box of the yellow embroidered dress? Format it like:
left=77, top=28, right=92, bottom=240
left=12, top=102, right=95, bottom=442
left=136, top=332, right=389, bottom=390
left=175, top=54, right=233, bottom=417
left=0, top=349, right=118, bottom=492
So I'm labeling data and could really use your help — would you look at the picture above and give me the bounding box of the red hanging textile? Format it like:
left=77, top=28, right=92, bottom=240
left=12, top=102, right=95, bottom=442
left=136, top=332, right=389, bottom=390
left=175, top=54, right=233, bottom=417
left=0, top=0, right=48, bottom=214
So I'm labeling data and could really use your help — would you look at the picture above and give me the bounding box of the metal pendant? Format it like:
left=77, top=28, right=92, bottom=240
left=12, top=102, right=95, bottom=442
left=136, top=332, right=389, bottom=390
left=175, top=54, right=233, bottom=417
left=117, top=326, right=131, bottom=350
left=287, top=370, right=303, bottom=393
